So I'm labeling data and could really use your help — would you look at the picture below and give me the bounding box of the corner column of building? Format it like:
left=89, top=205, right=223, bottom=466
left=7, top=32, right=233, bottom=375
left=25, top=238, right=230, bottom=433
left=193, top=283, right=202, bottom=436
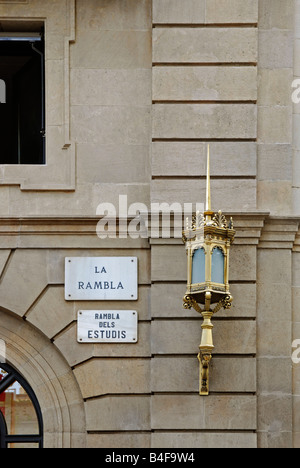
left=258, top=221, right=299, bottom=448
left=293, top=232, right=300, bottom=446
left=257, top=0, right=296, bottom=448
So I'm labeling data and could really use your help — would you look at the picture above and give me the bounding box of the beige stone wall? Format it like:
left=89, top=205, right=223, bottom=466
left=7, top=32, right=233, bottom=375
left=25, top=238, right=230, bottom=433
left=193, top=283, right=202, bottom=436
left=0, top=219, right=152, bottom=448
left=151, top=0, right=259, bottom=448
left=0, top=0, right=151, bottom=212
left=0, top=0, right=299, bottom=449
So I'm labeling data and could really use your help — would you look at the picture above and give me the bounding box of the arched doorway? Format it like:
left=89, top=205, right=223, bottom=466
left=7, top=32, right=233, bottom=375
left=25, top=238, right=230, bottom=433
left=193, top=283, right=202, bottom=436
left=0, top=363, right=43, bottom=448
left=0, top=310, right=86, bottom=448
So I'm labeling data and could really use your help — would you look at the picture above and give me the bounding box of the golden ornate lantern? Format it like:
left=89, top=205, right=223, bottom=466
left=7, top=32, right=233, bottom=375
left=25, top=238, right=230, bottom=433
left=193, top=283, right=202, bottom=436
left=182, top=146, right=235, bottom=395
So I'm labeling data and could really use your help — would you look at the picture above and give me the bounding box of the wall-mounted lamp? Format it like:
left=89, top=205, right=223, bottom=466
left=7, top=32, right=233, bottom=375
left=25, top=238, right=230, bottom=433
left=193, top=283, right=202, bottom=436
left=182, top=145, right=235, bottom=395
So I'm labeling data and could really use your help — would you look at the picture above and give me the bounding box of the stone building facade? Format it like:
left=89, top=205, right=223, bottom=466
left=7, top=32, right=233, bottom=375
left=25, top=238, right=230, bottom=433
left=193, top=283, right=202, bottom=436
left=0, top=0, right=299, bottom=448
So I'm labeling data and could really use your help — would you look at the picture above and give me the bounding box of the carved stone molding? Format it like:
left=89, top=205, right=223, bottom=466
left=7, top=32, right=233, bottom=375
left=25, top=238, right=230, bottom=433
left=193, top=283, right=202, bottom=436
left=258, top=217, right=300, bottom=250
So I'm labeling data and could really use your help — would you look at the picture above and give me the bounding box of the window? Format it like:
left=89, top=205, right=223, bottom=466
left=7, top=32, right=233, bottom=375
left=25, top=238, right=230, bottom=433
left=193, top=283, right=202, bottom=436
left=0, top=31, right=45, bottom=164
left=0, top=363, right=43, bottom=449
left=0, top=8, right=75, bottom=190
left=192, top=247, right=206, bottom=284
left=211, top=247, right=225, bottom=284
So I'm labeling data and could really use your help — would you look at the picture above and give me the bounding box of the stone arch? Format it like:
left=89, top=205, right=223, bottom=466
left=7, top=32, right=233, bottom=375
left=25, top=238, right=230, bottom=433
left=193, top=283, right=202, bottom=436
left=0, top=308, right=86, bottom=448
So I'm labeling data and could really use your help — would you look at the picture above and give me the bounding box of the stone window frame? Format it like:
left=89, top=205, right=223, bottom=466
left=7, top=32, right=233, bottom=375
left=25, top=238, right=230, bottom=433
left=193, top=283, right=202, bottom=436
left=0, top=0, right=75, bottom=190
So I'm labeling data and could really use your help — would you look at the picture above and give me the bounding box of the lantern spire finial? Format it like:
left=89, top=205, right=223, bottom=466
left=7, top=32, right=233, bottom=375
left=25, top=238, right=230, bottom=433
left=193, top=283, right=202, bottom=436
left=205, top=144, right=213, bottom=222
left=206, top=144, right=211, bottom=212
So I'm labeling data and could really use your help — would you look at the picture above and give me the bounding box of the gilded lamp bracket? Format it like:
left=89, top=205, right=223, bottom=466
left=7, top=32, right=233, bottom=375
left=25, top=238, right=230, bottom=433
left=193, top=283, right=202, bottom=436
left=183, top=293, right=233, bottom=315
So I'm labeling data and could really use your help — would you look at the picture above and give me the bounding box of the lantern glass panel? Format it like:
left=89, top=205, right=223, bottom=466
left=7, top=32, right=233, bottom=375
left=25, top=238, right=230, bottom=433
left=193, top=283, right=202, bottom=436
left=211, top=247, right=225, bottom=284
left=192, top=247, right=205, bottom=284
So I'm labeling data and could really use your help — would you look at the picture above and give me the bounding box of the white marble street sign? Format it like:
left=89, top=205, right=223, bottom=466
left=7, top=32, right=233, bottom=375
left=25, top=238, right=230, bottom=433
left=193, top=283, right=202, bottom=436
left=65, top=257, right=138, bottom=301
left=77, top=310, right=138, bottom=343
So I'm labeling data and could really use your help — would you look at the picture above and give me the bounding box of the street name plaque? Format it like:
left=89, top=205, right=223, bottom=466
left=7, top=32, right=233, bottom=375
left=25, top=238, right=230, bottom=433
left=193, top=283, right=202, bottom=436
left=77, top=310, right=138, bottom=343
left=65, top=257, right=138, bottom=301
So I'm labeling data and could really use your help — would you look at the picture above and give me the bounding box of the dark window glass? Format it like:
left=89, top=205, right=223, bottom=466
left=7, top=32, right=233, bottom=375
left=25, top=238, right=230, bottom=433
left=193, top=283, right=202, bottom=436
left=0, top=35, right=45, bottom=164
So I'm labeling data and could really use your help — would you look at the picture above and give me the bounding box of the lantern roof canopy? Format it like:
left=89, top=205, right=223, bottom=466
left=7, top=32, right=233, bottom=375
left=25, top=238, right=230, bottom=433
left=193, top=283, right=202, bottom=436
left=182, top=209, right=235, bottom=243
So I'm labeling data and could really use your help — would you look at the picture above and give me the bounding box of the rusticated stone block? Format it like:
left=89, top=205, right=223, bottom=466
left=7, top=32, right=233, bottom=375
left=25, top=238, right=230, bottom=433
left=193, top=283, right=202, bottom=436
left=152, top=104, right=257, bottom=139
left=85, top=396, right=150, bottom=431
left=152, top=394, right=256, bottom=430
left=153, top=28, right=257, bottom=63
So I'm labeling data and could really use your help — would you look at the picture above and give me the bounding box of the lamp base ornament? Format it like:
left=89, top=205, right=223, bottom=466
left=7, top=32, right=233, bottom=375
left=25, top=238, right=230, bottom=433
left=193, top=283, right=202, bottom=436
left=198, top=352, right=212, bottom=396
left=183, top=293, right=233, bottom=396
